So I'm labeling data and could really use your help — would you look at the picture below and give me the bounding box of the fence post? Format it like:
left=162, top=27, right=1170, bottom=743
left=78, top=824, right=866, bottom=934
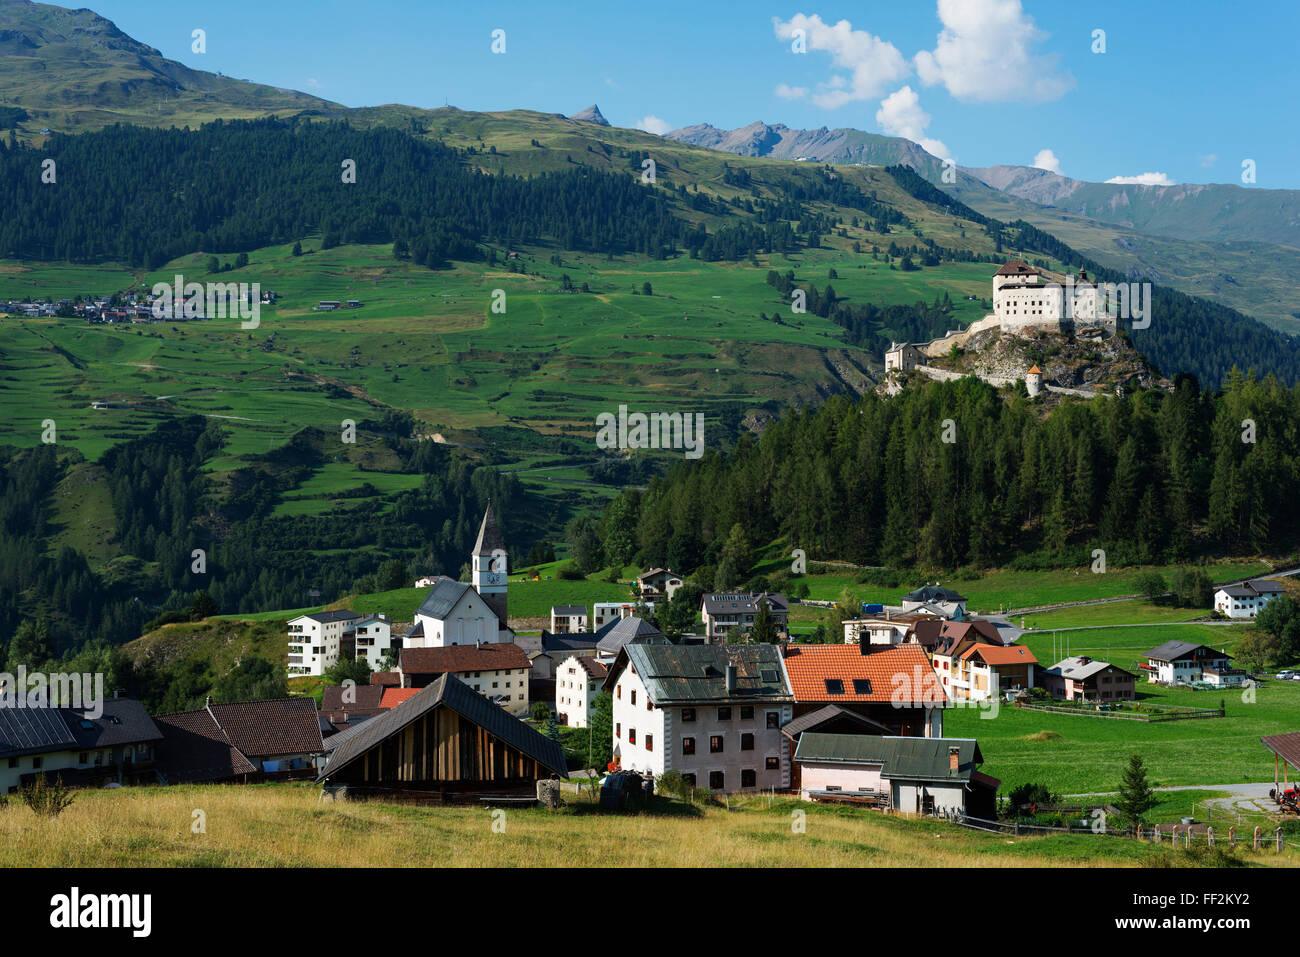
left=1278, top=828, right=1285, bottom=853
left=1253, top=826, right=1261, bottom=849
left=1229, top=826, right=1236, bottom=847
left=1185, top=828, right=1192, bottom=848
left=1207, top=826, right=1214, bottom=847
left=1153, top=826, right=1160, bottom=844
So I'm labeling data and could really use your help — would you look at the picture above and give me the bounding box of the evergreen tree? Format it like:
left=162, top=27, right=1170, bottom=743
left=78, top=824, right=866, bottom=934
left=1115, top=753, right=1156, bottom=824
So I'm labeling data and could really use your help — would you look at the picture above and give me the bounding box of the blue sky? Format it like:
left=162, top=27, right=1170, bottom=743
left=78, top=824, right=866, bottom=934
left=89, top=0, right=1300, bottom=188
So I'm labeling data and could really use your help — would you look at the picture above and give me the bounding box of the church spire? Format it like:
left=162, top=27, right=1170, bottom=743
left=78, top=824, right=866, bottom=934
left=472, top=504, right=506, bottom=557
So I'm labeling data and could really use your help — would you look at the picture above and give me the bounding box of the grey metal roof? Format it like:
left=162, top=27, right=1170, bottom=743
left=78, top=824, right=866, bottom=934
left=66, top=698, right=162, bottom=750
left=793, top=733, right=982, bottom=782
left=902, top=584, right=967, bottom=604
left=596, top=616, right=665, bottom=656
left=552, top=605, right=586, bottom=616
left=780, top=704, right=891, bottom=739
left=1046, top=656, right=1135, bottom=681
left=611, top=643, right=792, bottom=704
left=700, top=592, right=789, bottom=616
left=416, top=578, right=473, bottom=620
left=1249, top=579, right=1286, bottom=593
left=296, top=609, right=363, bottom=624
left=1145, top=641, right=1231, bottom=662
left=318, top=672, right=566, bottom=782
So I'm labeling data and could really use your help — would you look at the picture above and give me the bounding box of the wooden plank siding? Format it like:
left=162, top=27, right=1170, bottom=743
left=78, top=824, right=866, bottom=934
left=342, top=705, right=542, bottom=786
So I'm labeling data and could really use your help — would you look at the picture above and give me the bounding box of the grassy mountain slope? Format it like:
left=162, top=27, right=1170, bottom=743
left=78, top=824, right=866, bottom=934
left=0, top=0, right=343, bottom=136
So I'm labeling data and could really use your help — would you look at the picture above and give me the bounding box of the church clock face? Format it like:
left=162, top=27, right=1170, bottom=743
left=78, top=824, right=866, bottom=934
left=480, top=570, right=505, bottom=586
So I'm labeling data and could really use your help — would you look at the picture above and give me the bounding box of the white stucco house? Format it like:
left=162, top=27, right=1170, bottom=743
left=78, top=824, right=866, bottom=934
left=287, top=610, right=362, bottom=676
left=604, top=643, right=793, bottom=792
left=1214, top=579, right=1285, bottom=619
left=555, top=655, right=608, bottom=728
left=353, top=614, right=395, bottom=671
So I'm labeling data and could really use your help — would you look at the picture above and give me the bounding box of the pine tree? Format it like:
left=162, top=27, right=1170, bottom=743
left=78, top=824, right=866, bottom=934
left=1115, top=753, right=1156, bottom=824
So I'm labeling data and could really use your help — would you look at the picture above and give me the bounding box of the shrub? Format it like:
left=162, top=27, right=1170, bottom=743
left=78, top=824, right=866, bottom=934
left=556, top=562, right=584, bottom=581
left=1007, top=782, right=1058, bottom=811
left=20, top=774, right=75, bottom=819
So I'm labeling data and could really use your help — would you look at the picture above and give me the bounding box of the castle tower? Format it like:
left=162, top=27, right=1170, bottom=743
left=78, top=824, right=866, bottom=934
left=471, top=505, right=508, bottom=625
left=1025, top=365, right=1043, bottom=398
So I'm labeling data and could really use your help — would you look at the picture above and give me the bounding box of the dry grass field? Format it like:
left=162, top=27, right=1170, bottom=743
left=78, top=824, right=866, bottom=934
left=0, top=783, right=1292, bottom=868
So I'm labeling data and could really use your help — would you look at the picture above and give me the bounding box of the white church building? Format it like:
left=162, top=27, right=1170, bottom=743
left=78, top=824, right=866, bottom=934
left=408, top=506, right=515, bottom=647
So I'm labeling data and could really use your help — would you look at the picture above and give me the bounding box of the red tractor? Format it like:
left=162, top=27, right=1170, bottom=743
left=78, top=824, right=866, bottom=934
left=1272, top=786, right=1300, bottom=815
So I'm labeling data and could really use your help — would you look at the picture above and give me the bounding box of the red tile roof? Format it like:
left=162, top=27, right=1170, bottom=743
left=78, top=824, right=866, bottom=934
left=380, top=688, right=422, bottom=709
left=781, top=644, right=947, bottom=706
left=961, top=643, right=1038, bottom=666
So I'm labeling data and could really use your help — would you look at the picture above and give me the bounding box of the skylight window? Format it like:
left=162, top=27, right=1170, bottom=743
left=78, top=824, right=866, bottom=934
left=853, top=679, right=872, bottom=694
left=824, top=679, right=844, bottom=694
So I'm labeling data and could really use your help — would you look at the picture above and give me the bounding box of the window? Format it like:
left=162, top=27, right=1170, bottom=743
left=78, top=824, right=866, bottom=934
left=645, top=734, right=653, bottom=752
left=682, top=708, right=696, bottom=722
left=631, top=690, right=637, bottom=705
left=616, top=722, right=621, bottom=739
left=78, top=752, right=88, bottom=765
left=718, top=707, right=732, bottom=721
left=709, top=771, right=724, bottom=790
left=741, top=769, right=756, bottom=788
left=628, top=728, right=636, bottom=745
left=682, top=773, right=696, bottom=786
left=617, top=685, right=621, bottom=699
left=710, top=735, right=724, bottom=754
left=824, top=678, right=845, bottom=694
left=765, top=756, right=780, bottom=770
left=741, top=733, right=754, bottom=751
left=682, top=736, right=696, bottom=755
left=740, top=706, right=753, bottom=720
left=32, top=757, right=41, bottom=769
left=766, top=711, right=780, bottom=729
left=646, top=698, right=653, bottom=711
left=852, top=679, right=872, bottom=694
left=6, top=757, right=15, bottom=769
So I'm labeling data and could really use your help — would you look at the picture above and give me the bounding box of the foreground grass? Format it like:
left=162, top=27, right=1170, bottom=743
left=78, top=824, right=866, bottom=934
left=1, top=783, right=1287, bottom=867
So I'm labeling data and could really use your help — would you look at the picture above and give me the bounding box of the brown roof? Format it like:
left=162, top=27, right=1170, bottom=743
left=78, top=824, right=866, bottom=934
left=931, top=620, right=1003, bottom=656
left=153, top=708, right=257, bottom=783
left=207, top=698, right=324, bottom=758
left=321, top=684, right=386, bottom=714
left=400, top=642, right=530, bottom=676
left=1027, top=365, right=1042, bottom=375
left=1261, top=733, right=1300, bottom=770
left=995, top=260, right=1037, bottom=276
left=370, top=671, right=402, bottom=687
left=574, top=657, right=609, bottom=679
left=961, top=643, right=1038, bottom=666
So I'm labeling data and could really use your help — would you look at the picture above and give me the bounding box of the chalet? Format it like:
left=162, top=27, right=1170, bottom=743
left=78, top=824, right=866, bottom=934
left=0, top=698, right=161, bottom=794
left=638, top=568, right=684, bottom=601
left=287, top=610, right=363, bottom=677
left=900, top=584, right=967, bottom=620
left=1214, top=579, right=1285, bottom=619
left=925, top=620, right=1031, bottom=700
left=396, top=643, right=531, bottom=715
left=316, top=673, right=567, bottom=798
left=153, top=697, right=324, bottom=783
left=780, top=643, right=946, bottom=737
left=556, top=655, right=608, bottom=728
left=842, top=610, right=941, bottom=646
left=699, top=592, right=789, bottom=642
left=793, top=733, right=998, bottom=818
left=550, top=605, right=588, bottom=634
left=1142, top=641, right=1244, bottom=686
left=317, top=301, right=341, bottom=310
left=1041, top=656, right=1136, bottom=702
left=603, top=643, right=793, bottom=793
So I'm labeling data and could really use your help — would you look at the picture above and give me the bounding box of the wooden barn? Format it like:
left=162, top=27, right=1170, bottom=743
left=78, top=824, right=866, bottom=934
left=317, top=673, right=566, bottom=797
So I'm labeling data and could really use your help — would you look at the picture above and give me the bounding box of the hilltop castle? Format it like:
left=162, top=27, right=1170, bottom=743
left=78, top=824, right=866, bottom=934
left=992, top=261, right=1114, bottom=337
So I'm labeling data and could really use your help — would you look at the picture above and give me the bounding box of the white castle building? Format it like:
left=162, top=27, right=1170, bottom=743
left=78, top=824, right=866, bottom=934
left=992, top=261, right=1112, bottom=337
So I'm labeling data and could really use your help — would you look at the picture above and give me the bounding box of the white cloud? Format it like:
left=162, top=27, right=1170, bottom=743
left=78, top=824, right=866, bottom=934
left=772, top=14, right=910, bottom=108
left=1031, top=149, right=1062, bottom=174
left=1105, top=172, right=1176, bottom=186
left=914, top=0, right=1073, bottom=103
left=875, top=86, right=951, bottom=161
left=636, top=116, right=671, bottom=136
left=1198, top=153, right=1217, bottom=168
left=774, top=83, right=809, bottom=100
left=305, top=77, right=320, bottom=88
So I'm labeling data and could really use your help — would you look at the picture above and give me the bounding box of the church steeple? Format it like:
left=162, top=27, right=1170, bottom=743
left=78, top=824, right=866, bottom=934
left=471, top=505, right=508, bottom=626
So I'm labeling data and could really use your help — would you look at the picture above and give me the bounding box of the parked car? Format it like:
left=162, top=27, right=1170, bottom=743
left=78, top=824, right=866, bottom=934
left=1276, top=670, right=1296, bottom=680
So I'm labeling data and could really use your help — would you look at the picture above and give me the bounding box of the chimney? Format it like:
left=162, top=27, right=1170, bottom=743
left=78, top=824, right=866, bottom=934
left=725, top=664, right=737, bottom=693
left=949, top=746, right=960, bottom=772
